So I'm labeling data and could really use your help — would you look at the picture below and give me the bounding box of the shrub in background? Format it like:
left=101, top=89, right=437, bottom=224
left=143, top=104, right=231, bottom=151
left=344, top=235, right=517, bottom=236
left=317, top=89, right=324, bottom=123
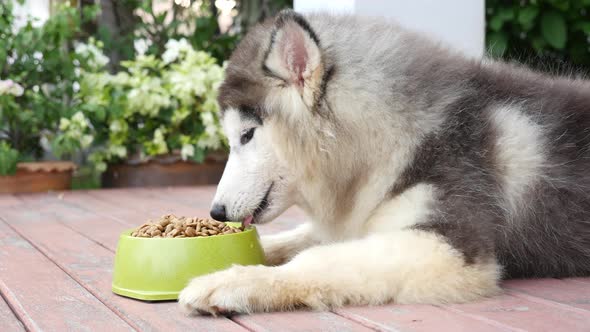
left=61, top=39, right=226, bottom=173
left=0, top=1, right=100, bottom=163
left=87, top=0, right=293, bottom=69
left=486, top=0, right=590, bottom=73
left=0, top=141, right=19, bottom=176
left=85, top=0, right=239, bottom=69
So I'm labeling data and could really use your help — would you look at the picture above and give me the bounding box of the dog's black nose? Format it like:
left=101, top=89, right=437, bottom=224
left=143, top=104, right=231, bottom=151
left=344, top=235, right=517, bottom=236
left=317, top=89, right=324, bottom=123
left=210, top=204, right=227, bottom=221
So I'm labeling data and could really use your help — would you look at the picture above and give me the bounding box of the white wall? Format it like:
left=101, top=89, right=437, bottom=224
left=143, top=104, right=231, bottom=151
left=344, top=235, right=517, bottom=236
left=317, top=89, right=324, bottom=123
left=294, top=0, right=485, bottom=59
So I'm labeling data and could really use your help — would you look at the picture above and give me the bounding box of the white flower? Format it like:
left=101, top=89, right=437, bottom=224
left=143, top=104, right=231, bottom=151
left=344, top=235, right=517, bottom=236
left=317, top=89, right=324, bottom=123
left=197, top=134, right=221, bottom=150
left=126, top=77, right=171, bottom=116
left=74, top=43, right=88, bottom=55
left=154, top=128, right=165, bottom=141
left=59, top=118, right=70, bottom=131
left=75, top=42, right=109, bottom=69
left=205, top=124, right=217, bottom=136
left=0, top=79, right=24, bottom=96
left=72, top=111, right=88, bottom=128
left=73, top=82, right=80, bottom=92
left=151, top=128, right=169, bottom=155
left=109, top=120, right=124, bottom=132
left=109, top=145, right=127, bottom=158
left=95, top=161, right=107, bottom=172
left=206, top=65, right=224, bottom=84
left=162, top=38, right=191, bottom=64
left=33, top=51, right=43, bottom=61
left=80, top=134, right=94, bottom=148
left=39, top=135, right=51, bottom=151
left=11, top=83, right=23, bottom=96
left=181, top=143, right=195, bottom=160
left=134, top=38, right=152, bottom=56
left=7, top=52, right=16, bottom=65
left=191, top=72, right=207, bottom=95
left=201, top=111, right=214, bottom=125
left=175, top=0, right=191, bottom=8
left=162, top=48, right=179, bottom=65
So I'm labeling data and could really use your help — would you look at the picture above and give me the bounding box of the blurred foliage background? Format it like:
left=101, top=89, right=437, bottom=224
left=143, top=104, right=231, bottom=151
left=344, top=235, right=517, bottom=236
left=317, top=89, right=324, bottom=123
left=1, top=0, right=293, bottom=187
left=486, top=0, right=590, bottom=74
left=75, top=0, right=292, bottom=70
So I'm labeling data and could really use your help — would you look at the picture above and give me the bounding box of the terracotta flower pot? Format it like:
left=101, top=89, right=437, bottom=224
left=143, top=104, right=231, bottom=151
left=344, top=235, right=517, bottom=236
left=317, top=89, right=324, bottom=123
left=101, top=155, right=227, bottom=188
left=0, top=161, right=76, bottom=194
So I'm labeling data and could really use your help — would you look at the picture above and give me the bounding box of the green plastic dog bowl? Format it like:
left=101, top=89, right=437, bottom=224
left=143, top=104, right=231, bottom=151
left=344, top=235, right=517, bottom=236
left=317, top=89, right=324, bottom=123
left=112, top=222, right=265, bottom=301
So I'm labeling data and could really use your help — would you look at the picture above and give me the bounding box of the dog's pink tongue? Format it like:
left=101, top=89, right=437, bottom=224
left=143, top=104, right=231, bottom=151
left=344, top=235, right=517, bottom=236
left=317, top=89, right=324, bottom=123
left=243, top=215, right=253, bottom=228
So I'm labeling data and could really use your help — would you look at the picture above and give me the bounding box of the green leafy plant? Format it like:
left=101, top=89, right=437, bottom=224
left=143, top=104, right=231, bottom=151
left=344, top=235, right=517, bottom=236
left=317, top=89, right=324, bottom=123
left=62, top=39, right=227, bottom=173
left=0, top=1, right=101, bottom=162
left=0, top=141, right=19, bottom=176
left=486, top=0, right=590, bottom=72
left=91, top=0, right=240, bottom=67
left=237, top=0, right=293, bottom=32
left=90, top=0, right=294, bottom=68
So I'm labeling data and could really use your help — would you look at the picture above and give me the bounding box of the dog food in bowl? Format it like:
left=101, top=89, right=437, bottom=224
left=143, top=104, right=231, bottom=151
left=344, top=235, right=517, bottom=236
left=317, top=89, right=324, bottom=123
left=131, top=214, right=244, bottom=238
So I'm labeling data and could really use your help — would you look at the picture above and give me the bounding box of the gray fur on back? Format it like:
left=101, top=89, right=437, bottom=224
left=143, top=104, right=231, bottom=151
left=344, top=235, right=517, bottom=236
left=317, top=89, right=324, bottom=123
left=219, top=12, right=590, bottom=278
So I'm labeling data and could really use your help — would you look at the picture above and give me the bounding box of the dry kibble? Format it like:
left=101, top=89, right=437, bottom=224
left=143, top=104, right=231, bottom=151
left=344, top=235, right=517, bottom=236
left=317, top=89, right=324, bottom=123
left=185, top=227, right=196, bottom=237
left=130, top=215, right=244, bottom=238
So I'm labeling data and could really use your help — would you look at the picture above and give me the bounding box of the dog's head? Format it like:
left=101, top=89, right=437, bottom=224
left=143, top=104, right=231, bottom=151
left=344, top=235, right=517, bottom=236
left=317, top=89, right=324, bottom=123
left=210, top=10, right=334, bottom=225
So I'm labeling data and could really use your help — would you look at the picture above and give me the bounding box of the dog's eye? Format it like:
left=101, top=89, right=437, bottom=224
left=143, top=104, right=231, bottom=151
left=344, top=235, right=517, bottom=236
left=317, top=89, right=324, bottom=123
left=240, top=128, right=256, bottom=145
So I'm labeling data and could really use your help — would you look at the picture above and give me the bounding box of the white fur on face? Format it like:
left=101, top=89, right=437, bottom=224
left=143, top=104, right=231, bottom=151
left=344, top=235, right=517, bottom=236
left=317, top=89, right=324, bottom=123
left=212, top=109, right=296, bottom=223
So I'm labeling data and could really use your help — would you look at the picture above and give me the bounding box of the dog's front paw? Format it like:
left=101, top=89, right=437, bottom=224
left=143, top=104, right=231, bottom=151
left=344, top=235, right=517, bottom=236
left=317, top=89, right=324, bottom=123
left=178, top=265, right=276, bottom=315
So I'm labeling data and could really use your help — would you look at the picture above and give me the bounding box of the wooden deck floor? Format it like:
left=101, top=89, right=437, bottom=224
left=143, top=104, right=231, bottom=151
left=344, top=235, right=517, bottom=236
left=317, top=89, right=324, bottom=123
left=1, top=187, right=590, bottom=331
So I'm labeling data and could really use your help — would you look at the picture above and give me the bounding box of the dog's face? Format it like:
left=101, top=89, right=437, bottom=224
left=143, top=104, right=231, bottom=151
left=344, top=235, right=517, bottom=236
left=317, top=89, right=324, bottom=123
left=211, top=108, right=296, bottom=225
left=210, top=10, right=330, bottom=225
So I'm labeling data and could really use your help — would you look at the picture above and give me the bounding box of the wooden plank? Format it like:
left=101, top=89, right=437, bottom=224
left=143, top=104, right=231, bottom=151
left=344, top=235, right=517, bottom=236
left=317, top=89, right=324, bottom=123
left=137, top=186, right=219, bottom=210
left=25, top=190, right=372, bottom=331
left=88, top=189, right=204, bottom=217
left=0, top=194, right=23, bottom=208
left=0, top=201, right=247, bottom=332
left=17, top=192, right=206, bottom=250
left=231, top=311, right=375, bottom=332
left=0, top=294, right=25, bottom=332
left=568, top=278, right=590, bottom=285
left=334, top=304, right=519, bottom=332
left=131, top=187, right=218, bottom=212
left=18, top=189, right=590, bottom=331
left=505, top=278, right=590, bottom=311
left=0, top=218, right=133, bottom=331
left=448, top=293, right=590, bottom=331
left=57, top=191, right=174, bottom=226
left=45, top=195, right=209, bottom=250
left=17, top=195, right=132, bottom=251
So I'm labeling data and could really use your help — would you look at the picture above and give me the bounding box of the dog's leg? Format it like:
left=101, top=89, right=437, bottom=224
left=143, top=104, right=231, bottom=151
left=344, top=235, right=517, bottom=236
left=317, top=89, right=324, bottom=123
left=261, top=223, right=317, bottom=266
left=178, top=229, right=501, bottom=315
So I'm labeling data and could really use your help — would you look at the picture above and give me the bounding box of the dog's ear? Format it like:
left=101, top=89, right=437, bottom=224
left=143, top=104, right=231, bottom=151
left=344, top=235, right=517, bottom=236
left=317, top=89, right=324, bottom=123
left=263, top=10, right=322, bottom=91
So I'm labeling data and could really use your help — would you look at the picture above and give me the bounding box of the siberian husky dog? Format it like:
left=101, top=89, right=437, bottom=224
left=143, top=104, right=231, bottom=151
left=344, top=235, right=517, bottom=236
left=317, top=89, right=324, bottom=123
left=179, top=10, right=590, bottom=315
